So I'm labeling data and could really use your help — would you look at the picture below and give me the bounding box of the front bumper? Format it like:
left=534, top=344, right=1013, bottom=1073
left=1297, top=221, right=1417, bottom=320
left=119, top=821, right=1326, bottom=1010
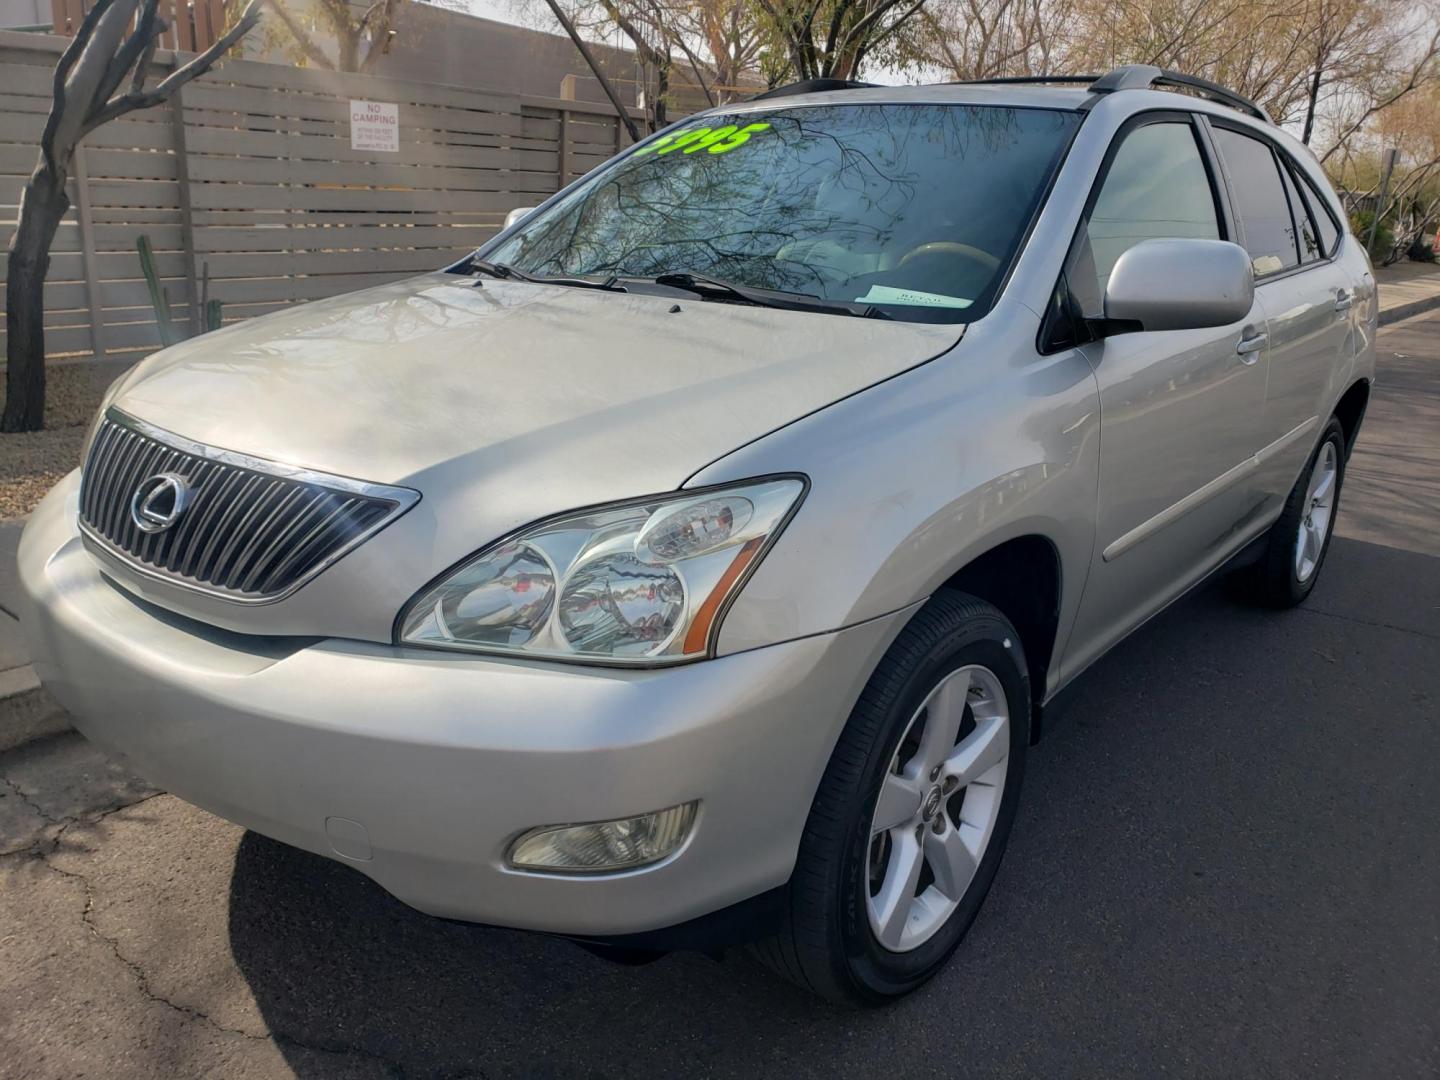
left=18, top=473, right=907, bottom=937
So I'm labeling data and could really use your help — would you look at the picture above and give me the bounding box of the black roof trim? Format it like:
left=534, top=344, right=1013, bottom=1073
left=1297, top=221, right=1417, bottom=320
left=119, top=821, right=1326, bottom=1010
left=955, top=74, right=1100, bottom=86
left=1088, top=64, right=1271, bottom=123
left=747, top=78, right=878, bottom=101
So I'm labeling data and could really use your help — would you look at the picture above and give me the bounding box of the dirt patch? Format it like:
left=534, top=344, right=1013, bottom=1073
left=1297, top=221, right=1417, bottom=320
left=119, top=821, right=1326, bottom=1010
left=0, top=359, right=139, bottom=520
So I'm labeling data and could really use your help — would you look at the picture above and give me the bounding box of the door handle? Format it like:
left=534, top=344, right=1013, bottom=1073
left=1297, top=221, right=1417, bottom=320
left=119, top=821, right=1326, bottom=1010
left=1334, top=290, right=1353, bottom=313
left=1236, top=331, right=1267, bottom=363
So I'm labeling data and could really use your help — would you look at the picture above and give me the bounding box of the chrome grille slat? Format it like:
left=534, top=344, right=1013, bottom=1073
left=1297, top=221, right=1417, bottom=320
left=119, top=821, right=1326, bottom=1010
left=239, top=490, right=335, bottom=594
left=257, top=495, right=357, bottom=596
left=102, top=429, right=141, bottom=537
left=102, top=430, right=144, bottom=538
left=77, top=411, right=419, bottom=604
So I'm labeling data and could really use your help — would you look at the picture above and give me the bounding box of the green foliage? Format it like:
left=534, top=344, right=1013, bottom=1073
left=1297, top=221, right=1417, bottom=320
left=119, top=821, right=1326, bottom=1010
left=1349, top=208, right=1394, bottom=258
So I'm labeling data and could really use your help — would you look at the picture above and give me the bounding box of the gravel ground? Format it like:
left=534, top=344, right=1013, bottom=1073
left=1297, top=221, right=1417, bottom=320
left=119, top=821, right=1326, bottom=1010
left=0, top=359, right=137, bottom=520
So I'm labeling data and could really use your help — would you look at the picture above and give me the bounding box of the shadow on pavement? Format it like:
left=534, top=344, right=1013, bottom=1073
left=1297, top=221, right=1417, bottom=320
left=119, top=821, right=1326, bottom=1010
left=227, top=536, right=1440, bottom=1078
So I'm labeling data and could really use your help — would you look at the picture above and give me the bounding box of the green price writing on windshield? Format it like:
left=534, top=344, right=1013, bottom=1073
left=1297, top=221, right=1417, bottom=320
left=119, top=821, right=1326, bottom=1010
left=633, top=122, right=773, bottom=158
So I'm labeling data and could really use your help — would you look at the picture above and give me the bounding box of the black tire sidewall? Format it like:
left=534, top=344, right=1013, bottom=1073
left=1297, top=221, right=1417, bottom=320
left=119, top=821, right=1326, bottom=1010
left=1277, top=420, right=1347, bottom=604
left=835, top=608, right=1030, bottom=999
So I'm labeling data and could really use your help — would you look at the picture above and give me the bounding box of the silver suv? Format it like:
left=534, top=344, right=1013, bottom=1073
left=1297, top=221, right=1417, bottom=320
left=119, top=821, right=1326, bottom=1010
left=19, top=66, right=1376, bottom=1004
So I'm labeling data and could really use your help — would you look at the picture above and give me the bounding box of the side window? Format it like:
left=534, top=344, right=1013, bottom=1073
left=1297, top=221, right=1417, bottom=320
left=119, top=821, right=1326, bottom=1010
left=1067, top=121, right=1221, bottom=316
left=1212, top=128, right=1299, bottom=276
left=1278, top=160, right=1323, bottom=264
left=1295, top=165, right=1342, bottom=257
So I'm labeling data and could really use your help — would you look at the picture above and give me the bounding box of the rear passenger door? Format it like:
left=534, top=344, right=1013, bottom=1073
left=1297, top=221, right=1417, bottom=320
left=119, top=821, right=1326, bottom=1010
left=1058, top=113, right=1270, bottom=674
left=1207, top=123, right=1357, bottom=513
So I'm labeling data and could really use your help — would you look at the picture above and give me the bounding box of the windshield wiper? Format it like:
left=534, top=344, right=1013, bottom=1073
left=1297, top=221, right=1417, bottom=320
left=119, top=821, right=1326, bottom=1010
left=649, top=272, right=888, bottom=319
left=468, top=258, right=623, bottom=292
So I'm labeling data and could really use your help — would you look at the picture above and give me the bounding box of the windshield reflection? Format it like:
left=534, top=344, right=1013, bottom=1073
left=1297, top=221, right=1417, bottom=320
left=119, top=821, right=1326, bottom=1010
left=489, top=104, right=1078, bottom=323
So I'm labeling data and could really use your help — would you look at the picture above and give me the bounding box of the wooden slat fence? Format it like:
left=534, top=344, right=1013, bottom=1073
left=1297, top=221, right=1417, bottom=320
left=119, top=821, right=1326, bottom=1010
left=0, top=30, right=642, bottom=360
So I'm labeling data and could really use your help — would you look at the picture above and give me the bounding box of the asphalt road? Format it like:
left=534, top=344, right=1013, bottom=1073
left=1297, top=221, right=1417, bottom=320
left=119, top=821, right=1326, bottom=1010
left=2, top=312, right=1438, bottom=1079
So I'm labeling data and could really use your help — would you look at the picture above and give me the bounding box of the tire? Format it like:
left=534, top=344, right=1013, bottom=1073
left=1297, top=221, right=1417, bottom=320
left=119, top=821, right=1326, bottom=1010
left=1242, top=417, right=1347, bottom=609
left=750, top=590, right=1030, bottom=1005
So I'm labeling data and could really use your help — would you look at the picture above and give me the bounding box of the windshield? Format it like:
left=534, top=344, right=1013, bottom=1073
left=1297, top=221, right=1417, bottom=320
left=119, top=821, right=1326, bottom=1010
left=485, top=103, right=1079, bottom=323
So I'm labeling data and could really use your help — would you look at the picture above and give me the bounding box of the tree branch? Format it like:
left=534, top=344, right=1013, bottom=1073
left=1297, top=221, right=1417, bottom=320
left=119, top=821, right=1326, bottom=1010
left=266, top=0, right=335, bottom=69
left=39, top=0, right=111, bottom=175
left=83, top=0, right=267, bottom=132
left=1319, top=23, right=1440, bottom=165
left=129, top=17, right=164, bottom=96
left=89, top=0, right=162, bottom=116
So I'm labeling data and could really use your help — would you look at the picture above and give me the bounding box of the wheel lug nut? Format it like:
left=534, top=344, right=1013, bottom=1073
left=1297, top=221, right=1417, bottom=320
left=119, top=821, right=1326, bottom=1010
left=929, top=765, right=941, bottom=781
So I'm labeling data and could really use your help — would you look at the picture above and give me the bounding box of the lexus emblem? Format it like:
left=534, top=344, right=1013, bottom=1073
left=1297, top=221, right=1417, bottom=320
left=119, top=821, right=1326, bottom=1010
left=130, top=472, right=192, bottom=534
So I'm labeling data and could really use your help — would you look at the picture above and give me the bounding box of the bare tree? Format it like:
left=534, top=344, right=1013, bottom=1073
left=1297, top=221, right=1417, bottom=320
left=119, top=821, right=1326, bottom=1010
left=754, top=0, right=934, bottom=80
left=265, top=0, right=404, bottom=72
left=1336, top=82, right=1440, bottom=261
left=3, top=0, right=264, bottom=433
left=917, top=0, right=1069, bottom=80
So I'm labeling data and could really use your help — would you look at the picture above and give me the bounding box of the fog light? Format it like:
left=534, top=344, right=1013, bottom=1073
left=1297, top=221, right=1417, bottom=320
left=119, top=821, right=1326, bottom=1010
left=508, top=803, right=697, bottom=874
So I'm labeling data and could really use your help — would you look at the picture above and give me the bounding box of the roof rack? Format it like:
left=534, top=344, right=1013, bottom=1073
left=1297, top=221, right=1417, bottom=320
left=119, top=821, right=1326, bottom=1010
left=748, top=78, right=878, bottom=101
left=955, top=65, right=1271, bottom=123
left=957, top=74, right=1100, bottom=86
left=1088, top=64, right=1271, bottom=123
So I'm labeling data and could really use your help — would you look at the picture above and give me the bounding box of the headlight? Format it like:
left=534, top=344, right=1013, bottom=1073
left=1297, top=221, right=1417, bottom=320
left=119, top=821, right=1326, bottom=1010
left=397, top=476, right=805, bottom=664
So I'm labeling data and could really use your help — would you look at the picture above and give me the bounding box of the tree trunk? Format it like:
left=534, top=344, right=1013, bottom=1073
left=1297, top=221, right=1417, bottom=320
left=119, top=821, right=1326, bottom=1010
left=654, top=59, right=669, bottom=130
left=1300, top=64, right=1323, bottom=145
left=3, top=167, right=70, bottom=434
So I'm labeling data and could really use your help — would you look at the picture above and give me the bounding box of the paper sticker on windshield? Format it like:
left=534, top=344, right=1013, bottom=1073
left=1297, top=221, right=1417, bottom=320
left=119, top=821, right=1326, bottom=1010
left=632, top=122, right=772, bottom=158
left=855, top=285, right=973, bottom=309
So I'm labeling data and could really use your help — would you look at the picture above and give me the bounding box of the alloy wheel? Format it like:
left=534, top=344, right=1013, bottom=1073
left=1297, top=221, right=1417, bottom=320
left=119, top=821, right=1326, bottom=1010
left=866, top=664, right=1010, bottom=953
left=1295, top=439, right=1338, bottom=584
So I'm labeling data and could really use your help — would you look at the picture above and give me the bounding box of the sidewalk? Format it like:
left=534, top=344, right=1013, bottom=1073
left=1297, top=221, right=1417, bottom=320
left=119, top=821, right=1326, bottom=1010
left=2, top=264, right=1438, bottom=751
left=1375, top=260, right=1440, bottom=324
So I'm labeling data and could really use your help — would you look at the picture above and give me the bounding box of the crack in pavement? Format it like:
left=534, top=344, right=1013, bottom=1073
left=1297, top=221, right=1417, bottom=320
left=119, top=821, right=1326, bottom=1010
left=1299, top=604, right=1440, bottom=641
left=0, top=772, right=50, bottom=822
left=2, top=793, right=413, bottom=1079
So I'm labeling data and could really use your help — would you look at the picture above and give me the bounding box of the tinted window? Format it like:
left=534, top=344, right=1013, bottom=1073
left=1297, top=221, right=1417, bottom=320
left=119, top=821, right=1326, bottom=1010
left=489, top=104, right=1080, bottom=323
left=1213, top=128, right=1299, bottom=275
left=1279, top=160, right=1324, bottom=263
left=1296, top=165, right=1341, bottom=257
left=1067, top=121, right=1220, bottom=315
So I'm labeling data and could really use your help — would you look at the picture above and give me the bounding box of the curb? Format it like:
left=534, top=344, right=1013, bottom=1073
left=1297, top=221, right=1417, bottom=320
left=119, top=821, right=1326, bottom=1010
left=0, top=665, right=68, bottom=755
left=1379, top=292, right=1440, bottom=327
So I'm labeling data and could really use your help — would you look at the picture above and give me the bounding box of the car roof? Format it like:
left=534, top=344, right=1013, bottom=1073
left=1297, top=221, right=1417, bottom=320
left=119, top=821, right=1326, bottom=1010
left=712, top=83, right=1096, bottom=116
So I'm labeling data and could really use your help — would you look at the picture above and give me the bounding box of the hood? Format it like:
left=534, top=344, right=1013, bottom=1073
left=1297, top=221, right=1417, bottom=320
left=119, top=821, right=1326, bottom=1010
left=112, top=273, right=962, bottom=491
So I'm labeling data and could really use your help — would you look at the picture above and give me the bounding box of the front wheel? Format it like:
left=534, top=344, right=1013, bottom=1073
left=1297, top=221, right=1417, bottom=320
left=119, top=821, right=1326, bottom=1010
left=751, top=591, right=1030, bottom=1005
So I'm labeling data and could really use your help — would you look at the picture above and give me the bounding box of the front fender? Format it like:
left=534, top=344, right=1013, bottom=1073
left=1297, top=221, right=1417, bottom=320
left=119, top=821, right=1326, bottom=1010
left=686, top=301, right=1101, bottom=701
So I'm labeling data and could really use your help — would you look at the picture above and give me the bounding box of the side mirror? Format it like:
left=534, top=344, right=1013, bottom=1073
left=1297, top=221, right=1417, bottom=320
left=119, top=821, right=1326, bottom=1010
left=1101, top=238, right=1254, bottom=334
left=504, top=206, right=536, bottom=230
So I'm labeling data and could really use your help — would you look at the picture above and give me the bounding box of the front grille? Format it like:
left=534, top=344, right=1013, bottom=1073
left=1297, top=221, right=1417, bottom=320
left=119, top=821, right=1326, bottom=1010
left=79, top=410, right=419, bottom=603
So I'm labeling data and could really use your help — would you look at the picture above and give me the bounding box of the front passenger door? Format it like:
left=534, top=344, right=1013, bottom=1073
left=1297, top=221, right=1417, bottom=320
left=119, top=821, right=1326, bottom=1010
left=1060, top=115, right=1270, bottom=677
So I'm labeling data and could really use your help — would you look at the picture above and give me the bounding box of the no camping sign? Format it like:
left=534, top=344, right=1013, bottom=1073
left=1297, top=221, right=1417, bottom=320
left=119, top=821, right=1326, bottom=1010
left=350, top=100, right=399, bottom=153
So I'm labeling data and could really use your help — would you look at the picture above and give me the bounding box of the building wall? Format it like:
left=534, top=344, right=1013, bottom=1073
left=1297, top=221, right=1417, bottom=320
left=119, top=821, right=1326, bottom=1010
left=0, top=0, right=49, bottom=28
left=243, top=3, right=719, bottom=115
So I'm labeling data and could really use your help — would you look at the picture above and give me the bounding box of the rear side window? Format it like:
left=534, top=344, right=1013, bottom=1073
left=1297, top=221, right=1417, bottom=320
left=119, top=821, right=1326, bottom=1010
left=1067, top=121, right=1221, bottom=315
left=1278, top=161, right=1324, bottom=264
left=1212, top=128, right=1299, bottom=276
left=1293, top=163, right=1342, bottom=257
